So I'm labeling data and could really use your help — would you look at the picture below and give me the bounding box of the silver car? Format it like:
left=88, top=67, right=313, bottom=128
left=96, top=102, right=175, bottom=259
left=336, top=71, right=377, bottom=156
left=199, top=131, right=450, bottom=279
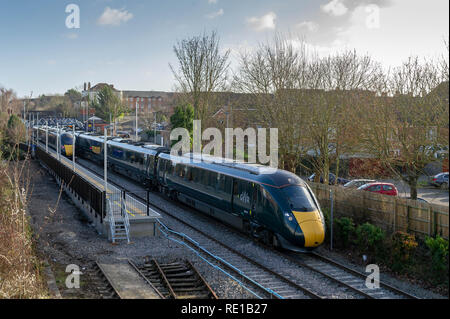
left=343, top=179, right=376, bottom=189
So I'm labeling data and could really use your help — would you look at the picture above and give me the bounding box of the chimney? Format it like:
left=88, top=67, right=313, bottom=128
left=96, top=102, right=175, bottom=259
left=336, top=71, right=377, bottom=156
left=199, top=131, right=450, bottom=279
left=84, top=82, right=87, bottom=91
left=88, top=82, right=91, bottom=90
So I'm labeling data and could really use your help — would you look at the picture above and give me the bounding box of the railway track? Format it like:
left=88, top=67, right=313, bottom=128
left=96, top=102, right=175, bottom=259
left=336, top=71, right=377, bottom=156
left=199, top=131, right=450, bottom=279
left=86, top=262, right=121, bottom=299
left=307, top=252, right=419, bottom=299
left=75, top=158, right=421, bottom=300
left=129, top=258, right=218, bottom=299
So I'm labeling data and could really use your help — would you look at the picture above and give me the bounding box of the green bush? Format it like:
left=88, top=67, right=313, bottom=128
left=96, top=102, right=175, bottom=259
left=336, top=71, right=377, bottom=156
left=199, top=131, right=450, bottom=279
left=335, top=217, right=355, bottom=248
left=425, top=235, right=449, bottom=283
left=390, top=231, right=418, bottom=272
left=354, top=223, right=385, bottom=256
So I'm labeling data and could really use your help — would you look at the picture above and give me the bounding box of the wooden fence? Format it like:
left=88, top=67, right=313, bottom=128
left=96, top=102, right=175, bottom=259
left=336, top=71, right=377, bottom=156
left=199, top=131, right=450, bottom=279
left=307, top=182, right=449, bottom=240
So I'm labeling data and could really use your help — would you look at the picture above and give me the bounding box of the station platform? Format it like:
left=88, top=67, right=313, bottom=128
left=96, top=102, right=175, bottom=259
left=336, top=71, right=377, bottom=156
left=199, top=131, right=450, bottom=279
left=34, top=142, right=161, bottom=240
left=97, top=261, right=162, bottom=299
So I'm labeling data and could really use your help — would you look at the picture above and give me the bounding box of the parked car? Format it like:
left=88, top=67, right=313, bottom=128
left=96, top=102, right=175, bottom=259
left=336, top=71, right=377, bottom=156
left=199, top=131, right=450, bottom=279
left=308, top=173, right=350, bottom=185
left=343, top=179, right=376, bottom=189
left=430, top=172, right=449, bottom=188
left=357, top=182, right=398, bottom=196
left=406, top=197, right=429, bottom=203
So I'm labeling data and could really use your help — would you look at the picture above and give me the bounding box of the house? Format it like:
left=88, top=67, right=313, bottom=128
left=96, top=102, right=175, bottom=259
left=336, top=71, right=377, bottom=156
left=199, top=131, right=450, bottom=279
left=81, top=82, right=177, bottom=116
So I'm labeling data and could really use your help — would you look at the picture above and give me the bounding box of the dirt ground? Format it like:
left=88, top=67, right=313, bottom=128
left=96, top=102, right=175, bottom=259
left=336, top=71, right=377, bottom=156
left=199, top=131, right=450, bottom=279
left=26, top=159, right=248, bottom=299
left=27, top=160, right=107, bottom=298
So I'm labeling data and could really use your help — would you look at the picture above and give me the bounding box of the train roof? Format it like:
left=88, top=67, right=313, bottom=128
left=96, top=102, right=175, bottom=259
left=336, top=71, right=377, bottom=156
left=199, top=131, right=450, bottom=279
left=75, top=133, right=169, bottom=156
left=158, top=152, right=306, bottom=189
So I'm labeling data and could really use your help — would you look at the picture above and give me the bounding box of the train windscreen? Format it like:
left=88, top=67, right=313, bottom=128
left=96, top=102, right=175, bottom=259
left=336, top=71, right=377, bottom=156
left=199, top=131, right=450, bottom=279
left=61, top=135, right=73, bottom=145
left=281, top=186, right=317, bottom=212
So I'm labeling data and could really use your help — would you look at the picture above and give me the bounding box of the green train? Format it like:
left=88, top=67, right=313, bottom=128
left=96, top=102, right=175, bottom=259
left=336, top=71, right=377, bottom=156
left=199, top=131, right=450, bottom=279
left=73, top=133, right=325, bottom=251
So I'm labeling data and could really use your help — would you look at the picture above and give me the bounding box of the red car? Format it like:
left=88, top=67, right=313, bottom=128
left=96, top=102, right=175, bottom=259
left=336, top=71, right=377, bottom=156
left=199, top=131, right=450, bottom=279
left=357, top=182, right=398, bottom=196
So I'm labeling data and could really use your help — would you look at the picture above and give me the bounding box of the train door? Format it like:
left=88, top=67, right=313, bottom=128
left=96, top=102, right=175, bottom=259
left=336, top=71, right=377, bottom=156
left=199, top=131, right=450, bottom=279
left=232, top=179, right=254, bottom=219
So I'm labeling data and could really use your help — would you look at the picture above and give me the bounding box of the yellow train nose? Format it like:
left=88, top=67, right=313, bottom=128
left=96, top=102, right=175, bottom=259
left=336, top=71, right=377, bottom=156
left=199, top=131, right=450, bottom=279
left=292, top=211, right=325, bottom=247
left=64, top=145, right=73, bottom=157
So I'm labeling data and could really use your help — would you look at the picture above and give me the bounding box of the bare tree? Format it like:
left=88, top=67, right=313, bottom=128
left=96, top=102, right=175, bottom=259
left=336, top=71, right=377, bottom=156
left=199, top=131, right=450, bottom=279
left=299, top=50, right=382, bottom=183
left=361, top=56, right=449, bottom=198
left=233, top=34, right=310, bottom=172
left=170, top=31, right=230, bottom=122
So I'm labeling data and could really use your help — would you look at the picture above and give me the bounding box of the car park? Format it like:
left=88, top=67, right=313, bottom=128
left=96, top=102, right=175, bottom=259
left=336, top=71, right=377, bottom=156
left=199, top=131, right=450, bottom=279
left=308, top=173, right=350, bottom=185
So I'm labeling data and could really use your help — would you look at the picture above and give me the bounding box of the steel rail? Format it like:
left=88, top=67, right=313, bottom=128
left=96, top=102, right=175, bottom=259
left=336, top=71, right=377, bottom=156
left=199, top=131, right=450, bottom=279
left=127, top=259, right=166, bottom=299
left=76, top=160, right=321, bottom=299
left=73, top=157, right=419, bottom=300
left=310, top=252, right=420, bottom=299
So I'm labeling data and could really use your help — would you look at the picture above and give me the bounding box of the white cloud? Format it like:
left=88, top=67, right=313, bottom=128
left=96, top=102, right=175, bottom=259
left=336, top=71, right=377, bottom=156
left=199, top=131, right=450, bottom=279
left=208, top=0, right=218, bottom=3
left=247, top=12, right=276, bottom=31
left=321, top=0, right=348, bottom=16
left=296, top=21, right=319, bottom=32
left=325, top=0, right=449, bottom=68
left=97, top=7, right=133, bottom=26
left=206, top=8, right=224, bottom=19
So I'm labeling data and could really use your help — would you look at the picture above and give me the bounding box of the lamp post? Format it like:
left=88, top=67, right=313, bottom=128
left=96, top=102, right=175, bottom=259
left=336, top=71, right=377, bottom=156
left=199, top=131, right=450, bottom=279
left=46, top=121, right=48, bottom=153
left=154, top=112, right=157, bottom=144
left=104, top=128, right=108, bottom=193
left=72, top=125, right=76, bottom=171
left=36, top=112, right=39, bottom=145
left=57, top=123, right=60, bottom=161
left=135, top=100, right=138, bottom=141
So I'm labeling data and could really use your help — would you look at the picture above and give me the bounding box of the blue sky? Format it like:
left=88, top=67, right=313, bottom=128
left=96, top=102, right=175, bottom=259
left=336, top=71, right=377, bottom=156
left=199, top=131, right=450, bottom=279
left=0, top=0, right=448, bottom=97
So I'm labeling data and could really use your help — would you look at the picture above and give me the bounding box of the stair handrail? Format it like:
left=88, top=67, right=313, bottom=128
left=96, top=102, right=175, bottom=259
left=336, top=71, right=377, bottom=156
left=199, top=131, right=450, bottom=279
left=120, top=194, right=131, bottom=244
left=107, top=196, right=116, bottom=243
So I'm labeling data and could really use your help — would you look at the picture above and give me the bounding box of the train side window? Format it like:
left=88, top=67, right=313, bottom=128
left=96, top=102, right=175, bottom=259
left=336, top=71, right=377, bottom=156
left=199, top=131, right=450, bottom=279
left=209, top=172, right=217, bottom=189
left=217, top=174, right=226, bottom=192
left=193, top=168, right=200, bottom=183
left=202, top=170, right=210, bottom=187
left=186, top=167, right=193, bottom=182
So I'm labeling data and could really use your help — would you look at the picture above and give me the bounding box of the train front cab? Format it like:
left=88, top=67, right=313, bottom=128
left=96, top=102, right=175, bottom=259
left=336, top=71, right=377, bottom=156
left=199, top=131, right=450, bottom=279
left=262, top=183, right=325, bottom=251
left=60, top=133, right=74, bottom=157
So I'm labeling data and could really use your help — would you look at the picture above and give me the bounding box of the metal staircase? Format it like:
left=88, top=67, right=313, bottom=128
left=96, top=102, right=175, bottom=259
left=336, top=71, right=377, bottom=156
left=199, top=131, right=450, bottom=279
left=107, top=194, right=131, bottom=244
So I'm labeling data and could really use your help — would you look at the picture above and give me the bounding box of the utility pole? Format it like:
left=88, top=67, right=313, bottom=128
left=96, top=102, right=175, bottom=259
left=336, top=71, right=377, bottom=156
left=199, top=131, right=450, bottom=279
left=57, top=123, right=60, bottom=161
left=154, top=112, right=157, bottom=144
left=104, top=128, right=108, bottom=193
left=46, top=121, right=48, bottom=153
left=135, top=100, right=138, bottom=141
left=36, top=113, right=39, bottom=145
left=72, top=125, right=76, bottom=171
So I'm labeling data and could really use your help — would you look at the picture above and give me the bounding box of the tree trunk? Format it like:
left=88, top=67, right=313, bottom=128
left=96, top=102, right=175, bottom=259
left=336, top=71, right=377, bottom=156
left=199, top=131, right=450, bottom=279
left=409, top=177, right=419, bottom=200
left=335, top=156, right=340, bottom=186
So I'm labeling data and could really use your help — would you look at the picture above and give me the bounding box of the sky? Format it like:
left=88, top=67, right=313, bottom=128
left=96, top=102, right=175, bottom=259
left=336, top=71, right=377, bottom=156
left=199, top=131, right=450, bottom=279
left=0, top=0, right=448, bottom=98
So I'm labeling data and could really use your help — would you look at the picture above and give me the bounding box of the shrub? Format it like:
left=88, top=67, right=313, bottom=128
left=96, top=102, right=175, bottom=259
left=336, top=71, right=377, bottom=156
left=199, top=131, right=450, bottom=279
left=354, top=223, right=385, bottom=256
left=390, top=231, right=418, bottom=272
left=335, top=217, right=355, bottom=248
left=425, top=235, right=449, bottom=283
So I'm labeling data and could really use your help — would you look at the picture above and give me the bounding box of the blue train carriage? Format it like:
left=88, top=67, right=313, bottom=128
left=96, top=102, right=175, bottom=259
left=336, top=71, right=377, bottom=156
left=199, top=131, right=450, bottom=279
left=75, top=133, right=169, bottom=186
left=156, top=153, right=326, bottom=251
left=75, top=133, right=105, bottom=164
left=106, top=140, right=169, bottom=186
